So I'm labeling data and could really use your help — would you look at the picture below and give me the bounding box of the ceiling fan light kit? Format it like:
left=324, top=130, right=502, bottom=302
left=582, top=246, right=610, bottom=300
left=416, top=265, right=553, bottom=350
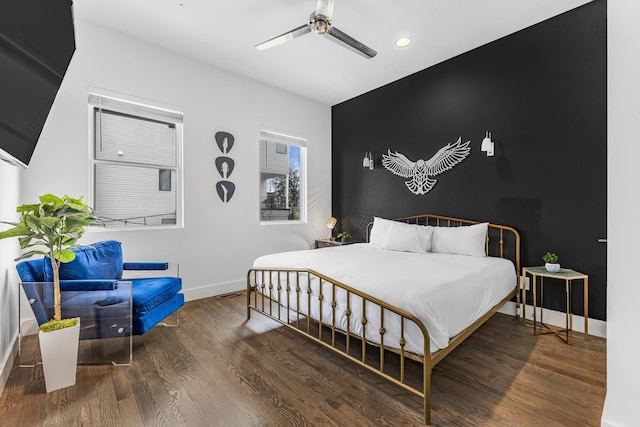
left=255, top=0, right=377, bottom=59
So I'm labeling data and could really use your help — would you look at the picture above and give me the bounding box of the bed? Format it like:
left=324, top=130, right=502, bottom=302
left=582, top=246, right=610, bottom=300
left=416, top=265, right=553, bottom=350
left=247, top=214, right=521, bottom=425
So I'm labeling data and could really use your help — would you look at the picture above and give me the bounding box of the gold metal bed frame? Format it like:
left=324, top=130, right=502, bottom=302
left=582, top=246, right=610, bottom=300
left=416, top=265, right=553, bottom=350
left=247, top=214, right=521, bottom=425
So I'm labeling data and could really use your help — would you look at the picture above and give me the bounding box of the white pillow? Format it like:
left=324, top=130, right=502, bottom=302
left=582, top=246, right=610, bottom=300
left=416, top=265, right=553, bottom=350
left=368, top=217, right=394, bottom=247
left=381, top=221, right=433, bottom=254
left=431, top=222, right=488, bottom=257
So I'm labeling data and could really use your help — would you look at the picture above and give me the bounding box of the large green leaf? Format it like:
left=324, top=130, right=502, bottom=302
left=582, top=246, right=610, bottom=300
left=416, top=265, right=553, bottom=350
left=0, top=226, right=31, bottom=239
left=18, top=235, right=43, bottom=249
left=61, top=239, right=78, bottom=249
left=38, top=216, right=60, bottom=228
left=39, top=194, right=64, bottom=206
left=15, top=249, right=49, bottom=261
left=23, top=215, right=41, bottom=231
left=19, top=239, right=47, bottom=249
left=16, top=203, right=40, bottom=213
left=56, top=248, right=76, bottom=263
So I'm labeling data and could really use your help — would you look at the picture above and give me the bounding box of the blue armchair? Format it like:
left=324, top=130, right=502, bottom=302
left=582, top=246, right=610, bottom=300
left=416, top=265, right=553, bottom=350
left=16, top=240, right=184, bottom=340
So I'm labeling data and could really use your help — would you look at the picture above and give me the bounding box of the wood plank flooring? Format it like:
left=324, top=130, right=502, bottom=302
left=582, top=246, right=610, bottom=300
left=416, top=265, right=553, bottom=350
left=0, top=292, right=606, bottom=426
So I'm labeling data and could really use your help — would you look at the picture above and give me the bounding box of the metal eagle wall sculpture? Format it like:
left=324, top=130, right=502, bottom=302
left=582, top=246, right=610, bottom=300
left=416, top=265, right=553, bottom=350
left=382, top=137, right=471, bottom=195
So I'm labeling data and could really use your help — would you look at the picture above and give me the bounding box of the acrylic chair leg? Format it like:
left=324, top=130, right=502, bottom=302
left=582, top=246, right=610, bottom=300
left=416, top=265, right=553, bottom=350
left=157, top=310, right=180, bottom=328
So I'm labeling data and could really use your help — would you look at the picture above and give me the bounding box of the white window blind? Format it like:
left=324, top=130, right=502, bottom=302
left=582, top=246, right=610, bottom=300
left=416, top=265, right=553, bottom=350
left=89, top=93, right=183, bottom=228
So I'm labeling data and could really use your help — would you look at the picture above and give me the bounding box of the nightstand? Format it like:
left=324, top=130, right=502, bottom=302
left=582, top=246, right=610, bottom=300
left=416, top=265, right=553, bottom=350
left=522, top=266, right=589, bottom=343
left=315, top=239, right=348, bottom=248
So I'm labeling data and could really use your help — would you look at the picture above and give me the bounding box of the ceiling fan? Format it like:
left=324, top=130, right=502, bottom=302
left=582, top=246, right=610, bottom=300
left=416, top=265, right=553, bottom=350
left=254, top=0, right=377, bottom=59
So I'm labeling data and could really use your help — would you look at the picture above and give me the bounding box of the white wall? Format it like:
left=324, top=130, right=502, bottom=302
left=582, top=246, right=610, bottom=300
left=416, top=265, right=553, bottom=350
left=0, top=162, right=20, bottom=392
left=602, top=1, right=640, bottom=426
left=20, top=19, right=332, bottom=303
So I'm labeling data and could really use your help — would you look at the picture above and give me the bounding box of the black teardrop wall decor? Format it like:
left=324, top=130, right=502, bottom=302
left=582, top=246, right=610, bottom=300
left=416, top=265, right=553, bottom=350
left=216, top=181, right=235, bottom=203
left=215, top=157, right=234, bottom=179
left=215, top=131, right=234, bottom=154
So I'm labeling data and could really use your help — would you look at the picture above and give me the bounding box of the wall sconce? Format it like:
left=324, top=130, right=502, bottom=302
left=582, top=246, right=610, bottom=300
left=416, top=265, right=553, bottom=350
left=362, top=152, right=374, bottom=170
left=481, top=132, right=494, bottom=157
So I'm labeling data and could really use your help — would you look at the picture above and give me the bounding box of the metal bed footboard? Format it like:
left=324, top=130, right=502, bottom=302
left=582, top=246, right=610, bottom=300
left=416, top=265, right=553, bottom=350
left=247, top=268, right=433, bottom=423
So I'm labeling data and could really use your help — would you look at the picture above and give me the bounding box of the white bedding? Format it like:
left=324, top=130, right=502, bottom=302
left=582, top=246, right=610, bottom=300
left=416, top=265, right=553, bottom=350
left=252, top=243, right=516, bottom=355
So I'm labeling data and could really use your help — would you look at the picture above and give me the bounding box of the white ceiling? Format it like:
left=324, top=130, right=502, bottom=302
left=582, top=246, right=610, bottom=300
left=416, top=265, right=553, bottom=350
left=74, top=0, right=593, bottom=106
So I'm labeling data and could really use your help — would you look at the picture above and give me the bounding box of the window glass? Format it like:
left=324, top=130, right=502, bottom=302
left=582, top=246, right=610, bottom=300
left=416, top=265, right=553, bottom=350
left=259, top=130, right=306, bottom=223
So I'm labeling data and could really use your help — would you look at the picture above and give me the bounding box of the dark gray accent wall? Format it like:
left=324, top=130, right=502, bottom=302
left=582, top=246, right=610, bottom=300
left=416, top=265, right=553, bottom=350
left=331, top=0, right=606, bottom=320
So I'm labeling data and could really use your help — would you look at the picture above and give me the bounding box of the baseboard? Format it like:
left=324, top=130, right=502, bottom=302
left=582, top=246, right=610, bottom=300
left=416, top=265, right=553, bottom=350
left=499, top=301, right=606, bottom=338
left=182, top=279, right=245, bottom=302
left=20, top=318, right=39, bottom=336
left=0, top=329, right=19, bottom=397
left=600, top=395, right=618, bottom=427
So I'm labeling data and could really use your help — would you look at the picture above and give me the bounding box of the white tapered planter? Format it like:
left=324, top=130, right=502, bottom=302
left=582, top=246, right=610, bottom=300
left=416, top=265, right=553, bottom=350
left=38, top=318, right=80, bottom=393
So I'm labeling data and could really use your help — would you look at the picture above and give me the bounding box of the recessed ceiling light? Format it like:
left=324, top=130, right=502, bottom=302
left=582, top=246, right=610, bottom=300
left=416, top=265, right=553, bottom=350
left=396, top=37, right=412, bottom=47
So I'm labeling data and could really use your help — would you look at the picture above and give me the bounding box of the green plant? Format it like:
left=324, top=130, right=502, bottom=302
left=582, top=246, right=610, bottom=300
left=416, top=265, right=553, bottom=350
left=0, top=194, right=100, bottom=329
left=337, top=231, right=352, bottom=241
left=542, top=252, right=559, bottom=264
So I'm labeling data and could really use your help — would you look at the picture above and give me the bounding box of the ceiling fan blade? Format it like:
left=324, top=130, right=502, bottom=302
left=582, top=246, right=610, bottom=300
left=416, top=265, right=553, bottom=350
left=316, top=0, right=334, bottom=19
left=255, top=24, right=311, bottom=51
left=326, top=27, right=377, bottom=58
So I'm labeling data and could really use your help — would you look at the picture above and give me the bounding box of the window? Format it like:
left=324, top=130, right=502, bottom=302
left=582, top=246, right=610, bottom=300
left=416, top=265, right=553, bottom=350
left=89, top=93, right=183, bottom=228
left=259, top=129, right=306, bottom=223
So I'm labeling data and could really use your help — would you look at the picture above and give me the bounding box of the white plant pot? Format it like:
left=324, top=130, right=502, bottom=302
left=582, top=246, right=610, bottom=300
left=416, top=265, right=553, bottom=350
left=38, top=318, right=80, bottom=393
left=545, top=263, right=561, bottom=273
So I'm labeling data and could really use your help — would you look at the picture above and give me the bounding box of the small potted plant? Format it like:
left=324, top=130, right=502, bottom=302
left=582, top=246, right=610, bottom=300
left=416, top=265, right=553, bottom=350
left=336, top=231, right=352, bottom=242
left=542, top=252, right=560, bottom=273
left=0, top=194, right=100, bottom=392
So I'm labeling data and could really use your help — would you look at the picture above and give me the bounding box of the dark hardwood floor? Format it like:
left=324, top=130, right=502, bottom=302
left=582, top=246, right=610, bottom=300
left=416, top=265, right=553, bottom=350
left=0, top=292, right=606, bottom=426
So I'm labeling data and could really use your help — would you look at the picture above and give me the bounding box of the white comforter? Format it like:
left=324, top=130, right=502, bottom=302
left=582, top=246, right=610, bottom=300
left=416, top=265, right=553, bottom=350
left=252, top=243, right=516, bottom=355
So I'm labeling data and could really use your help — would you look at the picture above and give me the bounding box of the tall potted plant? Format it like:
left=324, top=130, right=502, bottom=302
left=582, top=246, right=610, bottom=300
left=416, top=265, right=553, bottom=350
left=0, top=194, right=100, bottom=392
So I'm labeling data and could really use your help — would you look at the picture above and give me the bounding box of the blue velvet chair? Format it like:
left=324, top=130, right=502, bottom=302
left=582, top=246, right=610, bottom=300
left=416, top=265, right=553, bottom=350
left=16, top=240, right=184, bottom=340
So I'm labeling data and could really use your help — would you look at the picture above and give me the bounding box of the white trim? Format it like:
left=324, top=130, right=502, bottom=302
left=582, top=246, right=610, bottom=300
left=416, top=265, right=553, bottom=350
left=0, top=329, right=19, bottom=394
left=19, top=318, right=39, bottom=337
left=259, top=219, right=306, bottom=226
left=259, top=127, right=308, bottom=147
left=89, top=93, right=183, bottom=123
left=499, top=301, right=606, bottom=338
left=87, top=86, right=183, bottom=119
left=600, top=404, right=618, bottom=427
left=599, top=412, right=618, bottom=427
left=182, top=279, right=246, bottom=302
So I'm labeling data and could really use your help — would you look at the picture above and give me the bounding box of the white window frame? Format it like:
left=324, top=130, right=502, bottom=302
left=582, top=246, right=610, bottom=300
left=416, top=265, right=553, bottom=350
left=88, top=93, right=184, bottom=230
left=259, top=129, right=307, bottom=225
